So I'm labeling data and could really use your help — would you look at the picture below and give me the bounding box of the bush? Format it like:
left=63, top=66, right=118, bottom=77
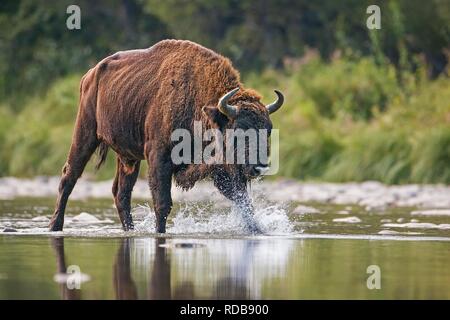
left=0, top=107, right=14, bottom=175
left=280, top=131, right=342, bottom=180
left=246, top=56, right=450, bottom=184
left=3, top=76, right=79, bottom=176
left=324, top=130, right=412, bottom=183
left=411, top=128, right=450, bottom=183
left=295, top=56, right=406, bottom=120
left=2, top=75, right=114, bottom=178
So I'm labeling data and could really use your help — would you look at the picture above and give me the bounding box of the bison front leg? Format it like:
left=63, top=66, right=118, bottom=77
left=213, top=170, right=261, bottom=234
left=148, top=151, right=173, bottom=233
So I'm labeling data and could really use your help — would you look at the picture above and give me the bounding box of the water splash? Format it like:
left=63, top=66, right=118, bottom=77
left=133, top=202, right=294, bottom=235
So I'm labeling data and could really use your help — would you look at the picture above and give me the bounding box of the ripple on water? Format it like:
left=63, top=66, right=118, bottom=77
left=382, top=222, right=450, bottom=230
left=1, top=195, right=450, bottom=241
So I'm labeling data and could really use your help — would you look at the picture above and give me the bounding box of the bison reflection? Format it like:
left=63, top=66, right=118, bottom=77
left=114, top=238, right=198, bottom=299
left=120, top=238, right=294, bottom=299
left=51, top=237, right=293, bottom=299
left=113, top=238, right=138, bottom=299
left=51, top=238, right=81, bottom=300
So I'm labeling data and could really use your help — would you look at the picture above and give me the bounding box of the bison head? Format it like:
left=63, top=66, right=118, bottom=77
left=202, top=87, right=284, bottom=180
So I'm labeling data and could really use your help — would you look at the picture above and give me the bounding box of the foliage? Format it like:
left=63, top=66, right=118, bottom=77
left=0, top=75, right=115, bottom=177
left=0, top=0, right=169, bottom=107
left=1, top=0, right=449, bottom=106
left=0, top=0, right=449, bottom=183
left=246, top=58, right=450, bottom=184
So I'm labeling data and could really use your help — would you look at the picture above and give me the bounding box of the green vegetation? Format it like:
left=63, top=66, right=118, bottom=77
left=0, top=0, right=449, bottom=183
left=247, top=56, right=450, bottom=183
left=0, top=75, right=116, bottom=179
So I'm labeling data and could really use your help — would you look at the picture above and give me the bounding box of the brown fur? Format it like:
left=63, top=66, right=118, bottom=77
left=49, top=40, right=276, bottom=233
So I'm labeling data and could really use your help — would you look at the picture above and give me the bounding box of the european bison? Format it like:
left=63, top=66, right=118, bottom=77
left=49, top=39, right=284, bottom=233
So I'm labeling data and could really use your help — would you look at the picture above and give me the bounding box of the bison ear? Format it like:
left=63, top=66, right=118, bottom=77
left=202, top=105, right=229, bottom=128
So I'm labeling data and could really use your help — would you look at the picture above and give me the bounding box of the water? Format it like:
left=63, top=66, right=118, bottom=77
left=0, top=197, right=449, bottom=299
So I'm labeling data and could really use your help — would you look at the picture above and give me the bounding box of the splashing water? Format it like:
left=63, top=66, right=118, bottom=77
left=133, top=201, right=294, bottom=235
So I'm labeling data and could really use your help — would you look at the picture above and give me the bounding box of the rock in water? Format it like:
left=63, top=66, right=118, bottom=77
left=71, top=212, right=100, bottom=223
left=333, top=216, right=362, bottom=223
left=292, top=205, right=320, bottom=214
left=31, top=216, right=49, bottom=222
left=410, top=209, right=450, bottom=216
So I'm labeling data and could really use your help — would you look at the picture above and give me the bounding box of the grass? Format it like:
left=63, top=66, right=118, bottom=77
left=246, top=55, right=450, bottom=184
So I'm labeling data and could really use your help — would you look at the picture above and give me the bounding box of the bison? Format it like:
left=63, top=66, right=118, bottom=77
left=49, top=39, right=284, bottom=233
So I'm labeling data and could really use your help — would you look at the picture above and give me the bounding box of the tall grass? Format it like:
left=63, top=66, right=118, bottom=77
left=0, top=75, right=115, bottom=178
left=246, top=55, right=450, bottom=184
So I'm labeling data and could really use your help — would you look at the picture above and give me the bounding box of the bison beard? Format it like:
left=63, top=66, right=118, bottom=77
left=48, top=40, right=284, bottom=233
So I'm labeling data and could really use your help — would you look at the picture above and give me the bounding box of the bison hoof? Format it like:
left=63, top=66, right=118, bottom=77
left=123, top=221, right=135, bottom=231
left=248, top=225, right=263, bottom=235
left=244, top=220, right=262, bottom=234
left=156, top=225, right=166, bottom=233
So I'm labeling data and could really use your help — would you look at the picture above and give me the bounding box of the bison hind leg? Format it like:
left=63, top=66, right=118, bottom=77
left=50, top=67, right=103, bottom=231
left=112, top=157, right=140, bottom=231
left=147, top=150, right=173, bottom=233
left=49, top=130, right=100, bottom=231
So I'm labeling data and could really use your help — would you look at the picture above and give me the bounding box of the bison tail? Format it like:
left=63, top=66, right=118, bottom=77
left=95, top=142, right=109, bottom=171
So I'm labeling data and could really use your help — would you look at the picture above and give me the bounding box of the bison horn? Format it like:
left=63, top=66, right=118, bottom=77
left=266, top=90, right=284, bottom=114
left=218, top=87, right=239, bottom=119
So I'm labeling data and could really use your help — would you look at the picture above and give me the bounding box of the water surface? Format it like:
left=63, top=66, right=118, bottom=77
left=0, top=197, right=449, bottom=299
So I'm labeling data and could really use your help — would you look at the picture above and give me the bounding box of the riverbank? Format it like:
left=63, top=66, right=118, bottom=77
left=1, top=176, right=449, bottom=210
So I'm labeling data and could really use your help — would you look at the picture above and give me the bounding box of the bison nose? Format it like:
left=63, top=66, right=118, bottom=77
left=252, top=165, right=270, bottom=176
